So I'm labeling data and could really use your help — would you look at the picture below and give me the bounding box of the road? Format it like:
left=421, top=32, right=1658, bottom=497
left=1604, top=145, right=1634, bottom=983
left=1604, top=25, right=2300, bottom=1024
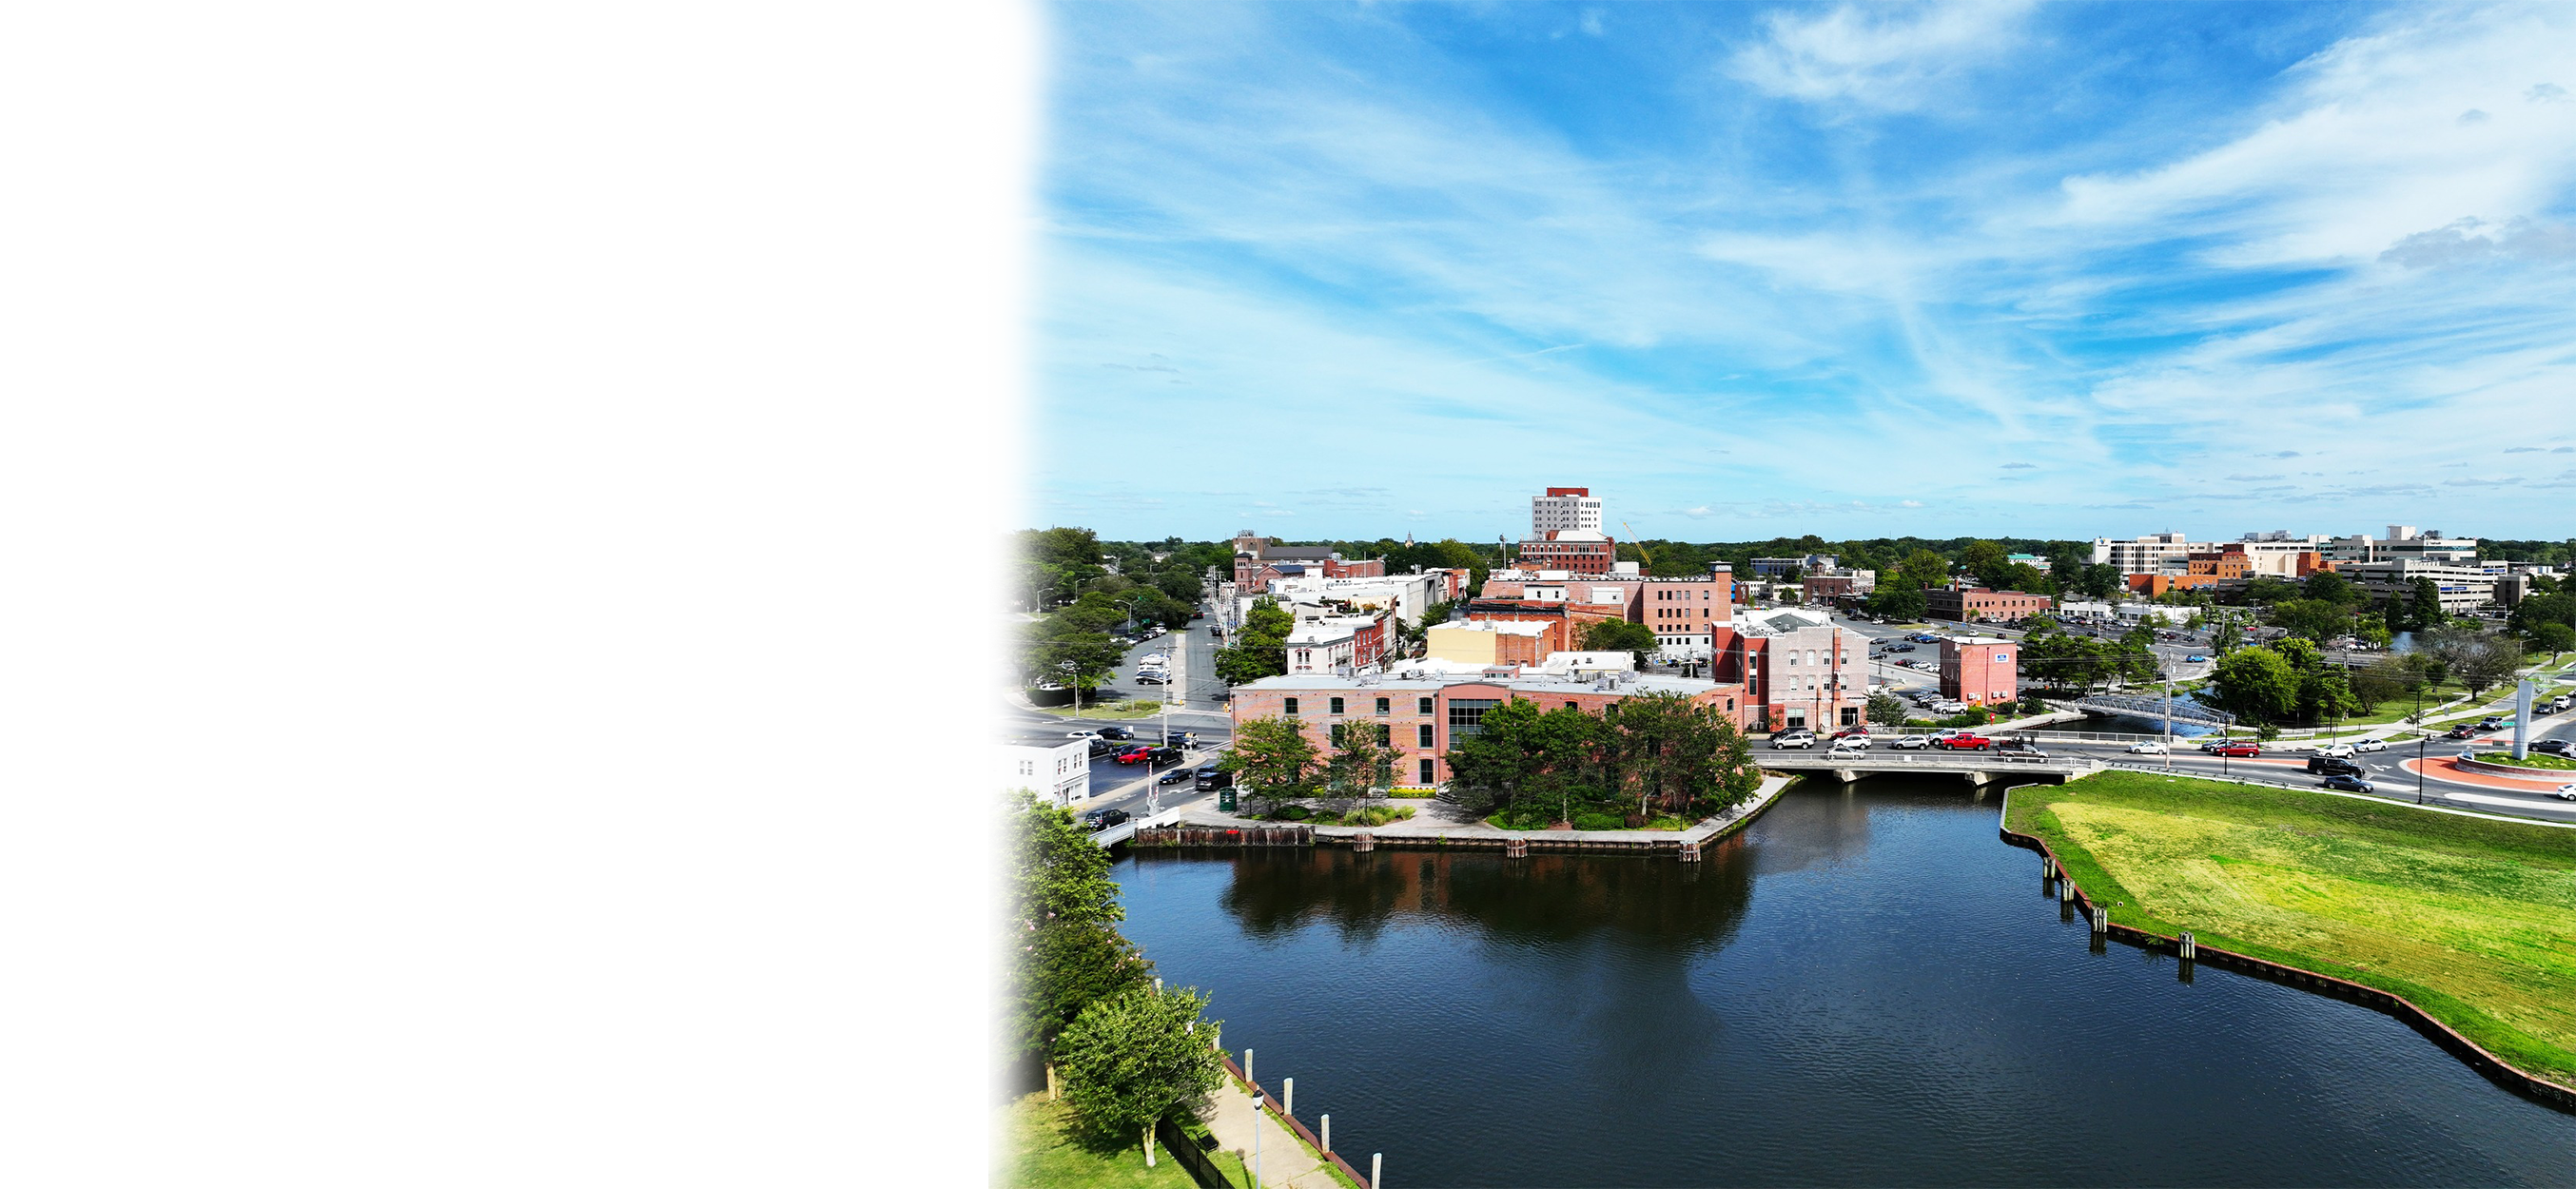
left=1009, top=620, right=1239, bottom=825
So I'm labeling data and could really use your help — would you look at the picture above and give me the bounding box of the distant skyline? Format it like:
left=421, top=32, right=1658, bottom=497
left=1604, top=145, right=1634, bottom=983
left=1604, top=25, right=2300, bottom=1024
left=1032, top=2, right=2576, bottom=543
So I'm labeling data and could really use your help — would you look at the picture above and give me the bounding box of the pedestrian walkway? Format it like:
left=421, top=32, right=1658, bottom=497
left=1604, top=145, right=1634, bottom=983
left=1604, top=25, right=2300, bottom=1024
left=1200, top=1085, right=1337, bottom=1189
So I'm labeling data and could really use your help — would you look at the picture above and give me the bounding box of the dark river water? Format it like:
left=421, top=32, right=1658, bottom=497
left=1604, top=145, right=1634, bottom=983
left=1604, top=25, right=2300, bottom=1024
left=1113, top=779, right=2576, bottom=1187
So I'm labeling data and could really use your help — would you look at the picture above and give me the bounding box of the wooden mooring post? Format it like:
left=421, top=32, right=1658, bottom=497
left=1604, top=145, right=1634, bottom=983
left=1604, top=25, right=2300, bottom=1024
left=2178, top=929, right=2195, bottom=960
left=1353, top=831, right=1374, bottom=852
left=1505, top=837, right=1529, bottom=859
left=2091, top=905, right=2109, bottom=933
left=1678, top=840, right=1701, bottom=863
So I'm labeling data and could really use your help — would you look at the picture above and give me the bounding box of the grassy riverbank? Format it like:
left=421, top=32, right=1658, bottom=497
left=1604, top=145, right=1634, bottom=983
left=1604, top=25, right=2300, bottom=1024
left=2006, top=770, right=2576, bottom=1088
left=994, top=1094, right=1198, bottom=1188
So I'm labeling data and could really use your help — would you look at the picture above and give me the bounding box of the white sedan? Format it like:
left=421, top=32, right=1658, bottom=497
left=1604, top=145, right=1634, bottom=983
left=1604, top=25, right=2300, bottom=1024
left=2353, top=738, right=2389, bottom=752
left=2313, top=742, right=2356, bottom=758
left=2560, top=784, right=2576, bottom=803
left=2127, top=741, right=2169, bottom=754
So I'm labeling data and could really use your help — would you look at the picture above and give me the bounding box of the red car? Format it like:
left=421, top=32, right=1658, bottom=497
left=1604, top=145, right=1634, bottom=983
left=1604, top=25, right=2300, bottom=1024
left=1933, top=733, right=1994, bottom=750
left=1113, top=745, right=1155, bottom=764
left=1833, top=726, right=1871, bottom=739
left=2213, top=742, right=2260, bottom=758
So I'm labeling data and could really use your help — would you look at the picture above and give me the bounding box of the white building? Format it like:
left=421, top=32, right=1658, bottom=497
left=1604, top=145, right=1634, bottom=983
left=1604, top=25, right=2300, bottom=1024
left=2339, top=559, right=2498, bottom=614
left=1285, top=615, right=1383, bottom=675
left=2091, top=533, right=2207, bottom=575
left=1532, top=486, right=1604, bottom=537
left=2326, top=526, right=2480, bottom=566
left=1005, top=737, right=1092, bottom=808
left=1260, top=569, right=1448, bottom=626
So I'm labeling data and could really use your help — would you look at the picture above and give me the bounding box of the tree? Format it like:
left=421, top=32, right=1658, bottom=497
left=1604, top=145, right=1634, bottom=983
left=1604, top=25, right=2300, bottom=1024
left=1005, top=791, right=1153, bottom=1062
left=1866, top=691, right=1908, bottom=727
left=1580, top=617, right=1658, bottom=662
left=1960, top=539, right=2007, bottom=581
left=2350, top=656, right=2411, bottom=713
left=2242, top=576, right=2301, bottom=606
left=1862, top=584, right=1926, bottom=621
left=1896, top=549, right=1951, bottom=593
left=1214, top=597, right=1293, bottom=685
left=1324, top=718, right=1393, bottom=805
left=2209, top=647, right=2298, bottom=727
left=2268, top=598, right=2350, bottom=644
left=2509, top=593, right=2576, bottom=637
left=2078, top=562, right=2122, bottom=601
left=1032, top=633, right=1125, bottom=714
left=1605, top=692, right=1752, bottom=819
left=2302, top=570, right=2359, bottom=606
left=2210, top=616, right=2243, bottom=656
left=2532, top=621, right=2576, bottom=658
left=2410, top=575, right=2448, bottom=631
left=1056, top=984, right=1225, bottom=1170
left=1220, top=716, right=1320, bottom=802
left=1439, top=698, right=1544, bottom=814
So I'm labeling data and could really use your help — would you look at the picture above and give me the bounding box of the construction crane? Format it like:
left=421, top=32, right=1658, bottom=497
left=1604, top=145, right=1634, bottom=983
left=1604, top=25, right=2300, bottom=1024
left=1622, top=520, right=1650, bottom=570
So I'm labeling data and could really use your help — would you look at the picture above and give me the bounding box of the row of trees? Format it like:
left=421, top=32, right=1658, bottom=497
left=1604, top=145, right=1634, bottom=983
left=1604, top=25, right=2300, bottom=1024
left=1017, top=526, right=1219, bottom=704
left=1222, top=692, right=1764, bottom=828
left=1005, top=791, right=1224, bottom=1169
left=2206, top=628, right=2525, bottom=731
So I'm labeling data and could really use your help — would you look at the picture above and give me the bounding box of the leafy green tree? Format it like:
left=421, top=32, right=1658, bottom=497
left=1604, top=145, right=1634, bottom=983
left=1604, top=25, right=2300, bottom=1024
left=1032, top=633, right=1125, bottom=713
left=1896, top=549, right=1951, bottom=594
left=1153, top=570, right=1201, bottom=604
left=2302, top=570, right=2360, bottom=605
left=2350, top=655, right=2410, bottom=714
left=1220, top=716, right=1320, bottom=802
left=2210, top=616, right=2243, bottom=655
left=1214, top=597, right=1293, bottom=685
left=2410, top=575, right=2448, bottom=631
left=1606, top=692, right=1753, bottom=818
left=2509, top=593, right=2576, bottom=637
left=1324, top=718, right=1394, bottom=805
left=1865, top=691, right=1908, bottom=727
left=2076, top=562, right=2122, bottom=601
left=1862, top=584, right=1926, bottom=620
left=1960, top=539, right=2007, bottom=580
left=1005, top=790, right=1153, bottom=1062
left=1055, top=984, right=1225, bottom=1170
left=2532, top=621, right=2576, bottom=658
left=2268, top=598, right=2351, bottom=644
left=2297, top=667, right=2357, bottom=726
left=1579, top=617, right=1659, bottom=662
left=2209, top=647, right=2299, bottom=726
left=1439, top=698, right=1545, bottom=814
left=2242, top=576, right=2302, bottom=606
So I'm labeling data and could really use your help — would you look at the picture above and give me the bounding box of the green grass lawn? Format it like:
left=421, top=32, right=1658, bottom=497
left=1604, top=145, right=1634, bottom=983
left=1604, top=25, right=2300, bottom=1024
left=2475, top=750, right=2576, bottom=771
left=1029, top=700, right=1167, bottom=720
left=993, top=1093, right=1199, bottom=1189
left=2007, top=770, right=2576, bottom=1088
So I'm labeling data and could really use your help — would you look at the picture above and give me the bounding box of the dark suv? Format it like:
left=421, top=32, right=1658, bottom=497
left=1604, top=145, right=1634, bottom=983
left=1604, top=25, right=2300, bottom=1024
left=2306, top=755, right=2364, bottom=776
left=1193, top=762, right=1233, bottom=791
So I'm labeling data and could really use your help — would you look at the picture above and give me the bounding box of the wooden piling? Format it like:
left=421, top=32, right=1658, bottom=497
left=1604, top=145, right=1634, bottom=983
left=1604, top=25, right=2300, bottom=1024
left=2179, top=930, right=2196, bottom=960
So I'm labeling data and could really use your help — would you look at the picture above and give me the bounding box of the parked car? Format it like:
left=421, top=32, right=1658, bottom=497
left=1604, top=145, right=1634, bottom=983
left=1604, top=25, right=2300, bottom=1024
left=1193, top=763, right=1233, bottom=791
left=1081, top=807, right=1130, bottom=831
left=1890, top=735, right=1932, bottom=750
left=2213, top=742, right=2260, bottom=758
left=2352, top=738, right=2388, bottom=752
left=1065, top=729, right=1099, bottom=739
left=2184, top=654, right=2209, bottom=663
left=1933, top=733, right=1994, bottom=750
left=1158, top=767, right=1195, bottom=785
left=2313, top=742, right=2356, bottom=758
left=2127, top=740, right=2169, bottom=754
left=1134, top=672, right=1169, bottom=685
left=1088, top=737, right=1117, bottom=758
left=1113, top=745, right=1156, bottom=764
left=2306, top=755, right=2364, bottom=776
left=1097, top=726, right=1135, bottom=741
left=1833, top=725, right=1871, bottom=739
left=2319, top=773, right=2375, bottom=793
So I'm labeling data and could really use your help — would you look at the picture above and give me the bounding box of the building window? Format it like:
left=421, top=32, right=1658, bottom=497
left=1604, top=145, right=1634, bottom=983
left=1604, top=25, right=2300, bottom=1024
left=1417, top=723, right=1434, bottom=747
left=1376, top=697, right=1390, bottom=714
left=1376, top=723, right=1391, bottom=746
left=1419, top=757, right=1436, bottom=784
left=1330, top=696, right=1345, bottom=715
left=1418, top=696, right=1434, bottom=714
left=1567, top=701, right=1580, bottom=711
left=1283, top=697, right=1298, bottom=716
left=1331, top=723, right=1346, bottom=746
left=1448, top=698, right=1499, bottom=737
left=1842, top=707, right=1860, bottom=727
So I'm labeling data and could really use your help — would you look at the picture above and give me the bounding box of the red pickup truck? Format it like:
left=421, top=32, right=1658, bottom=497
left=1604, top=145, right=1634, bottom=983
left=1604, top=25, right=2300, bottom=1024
left=1932, top=733, right=1994, bottom=750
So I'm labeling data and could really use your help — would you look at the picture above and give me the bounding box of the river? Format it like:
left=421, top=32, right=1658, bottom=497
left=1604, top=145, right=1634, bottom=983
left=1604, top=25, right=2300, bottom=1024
left=1112, top=778, right=2576, bottom=1186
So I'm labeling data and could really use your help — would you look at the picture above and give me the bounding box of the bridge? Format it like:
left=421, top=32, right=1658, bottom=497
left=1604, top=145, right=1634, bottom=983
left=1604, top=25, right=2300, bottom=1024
left=1760, top=750, right=2098, bottom=785
left=2065, top=692, right=2235, bottom=728
left=1091, top=804, right=1188, bottom=848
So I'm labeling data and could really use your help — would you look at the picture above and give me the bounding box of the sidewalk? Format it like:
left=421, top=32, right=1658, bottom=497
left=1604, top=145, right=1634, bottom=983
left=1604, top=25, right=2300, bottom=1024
left=1200, top=1085, right=1337, bottom=1189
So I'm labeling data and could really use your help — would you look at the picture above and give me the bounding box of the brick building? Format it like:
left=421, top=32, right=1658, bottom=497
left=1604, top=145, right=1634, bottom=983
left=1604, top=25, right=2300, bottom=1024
left=1284, top=614, right=1388, bottom=675
left=1923, top=586, right=2052, bottom=623
left=1230, top=531, right=1387, bottom=590
left=1515, top=531, right=1616, bottom=575
left=1424, top=620, right=1552, bottom=668
left=1229, top=670, right=1745, bottom=789
left=1714, top=607, right=1868, bottom=731
left=1939, top=637, right=2019, bottom=708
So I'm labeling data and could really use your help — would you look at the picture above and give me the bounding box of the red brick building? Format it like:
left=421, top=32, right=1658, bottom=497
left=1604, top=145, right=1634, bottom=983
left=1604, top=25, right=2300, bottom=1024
left=1922, top=586, right=2052, bottom=623
left=1513, top=533, right=1616, bottom=575
left=1229, top=671, right=1746, bottom=789
left=1940, top=636, right=2020, bottom=707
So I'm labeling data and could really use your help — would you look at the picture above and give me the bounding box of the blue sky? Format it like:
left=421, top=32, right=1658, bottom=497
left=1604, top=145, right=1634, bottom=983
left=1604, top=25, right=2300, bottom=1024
left=1031, top=2, right=2576, bottom=545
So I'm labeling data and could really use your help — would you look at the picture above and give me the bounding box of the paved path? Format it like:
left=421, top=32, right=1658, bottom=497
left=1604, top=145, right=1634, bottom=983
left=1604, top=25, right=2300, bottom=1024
left=1200, top=1085, right=1336, bottom=1189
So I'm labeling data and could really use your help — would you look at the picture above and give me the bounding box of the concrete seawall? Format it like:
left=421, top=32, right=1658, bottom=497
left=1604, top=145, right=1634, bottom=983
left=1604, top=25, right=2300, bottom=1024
left=1995, top=785, right=2576, bottom=1116
left=1133, top=773, right=1799, bottom=860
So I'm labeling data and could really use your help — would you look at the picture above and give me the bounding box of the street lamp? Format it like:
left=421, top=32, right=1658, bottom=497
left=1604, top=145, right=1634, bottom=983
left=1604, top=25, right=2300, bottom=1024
left=2416, top=734, right=2427, bottom=805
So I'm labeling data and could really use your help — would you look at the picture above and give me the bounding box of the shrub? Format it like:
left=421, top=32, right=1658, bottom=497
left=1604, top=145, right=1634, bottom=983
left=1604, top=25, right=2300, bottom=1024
left=1270, top=804, right=1311, bottom=821
left=1387, top=788, right=1435, bottom=798
left=1572, top=811, right=1624, bottom=831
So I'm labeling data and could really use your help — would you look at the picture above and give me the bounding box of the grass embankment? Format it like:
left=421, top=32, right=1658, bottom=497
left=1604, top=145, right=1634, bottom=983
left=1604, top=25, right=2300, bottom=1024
left=2006, top=771, right=2576, bottom=1087
left=1028, top=700, right=1166, bottom=720
left=988, top=1091, right=1252, bottom=1183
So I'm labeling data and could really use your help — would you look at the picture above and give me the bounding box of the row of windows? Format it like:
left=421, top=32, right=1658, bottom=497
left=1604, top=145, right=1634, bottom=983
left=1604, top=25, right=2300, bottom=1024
left=1329, top=722, right=1444, bottom=749
left=1281, top=695, right=1438, bottom=716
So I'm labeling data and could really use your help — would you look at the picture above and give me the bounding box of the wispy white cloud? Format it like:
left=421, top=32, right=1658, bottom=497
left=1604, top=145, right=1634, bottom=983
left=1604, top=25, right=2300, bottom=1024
left=1727, top=1, right=2036, bottom=111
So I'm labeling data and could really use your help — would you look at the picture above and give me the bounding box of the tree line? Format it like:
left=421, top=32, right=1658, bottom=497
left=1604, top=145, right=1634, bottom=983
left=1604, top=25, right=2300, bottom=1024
left=1005, top=790, right=1225, bottom=1170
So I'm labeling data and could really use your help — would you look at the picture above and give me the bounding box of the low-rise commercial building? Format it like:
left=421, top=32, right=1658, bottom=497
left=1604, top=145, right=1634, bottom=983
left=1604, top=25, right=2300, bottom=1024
left=2339, top=559, right=2499, bottom=615
left=1228, top=669, right=1745, bottom=789
left=1004, top=737, right=1092, bottom=807
left=1939, top=637, right=2019, bottom=708
left=2324, top=526, right=2479, bottom=566
left=1425, top=619, right=1552, bottom=668
left=1285, top=614, right=1388, bottom=675
left=1717, top=607, right=1867, bottom=731
left=1924, top=586, right=2053, bottom=623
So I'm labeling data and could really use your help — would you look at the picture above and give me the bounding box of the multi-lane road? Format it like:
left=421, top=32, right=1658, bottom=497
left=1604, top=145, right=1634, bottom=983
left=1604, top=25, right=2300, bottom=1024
left=1009, top=619, right=1236, bottom=825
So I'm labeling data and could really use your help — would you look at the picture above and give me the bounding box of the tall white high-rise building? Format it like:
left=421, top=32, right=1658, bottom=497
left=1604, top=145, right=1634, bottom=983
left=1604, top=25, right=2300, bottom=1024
left=1531, top=486, right=1603, bottom=538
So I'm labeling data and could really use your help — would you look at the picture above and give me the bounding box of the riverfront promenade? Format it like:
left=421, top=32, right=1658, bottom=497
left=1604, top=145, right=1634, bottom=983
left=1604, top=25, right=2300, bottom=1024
left=1201, top=1084, right=1336, bottom=1189
left=1176, top=772, right=1795, bottom=848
